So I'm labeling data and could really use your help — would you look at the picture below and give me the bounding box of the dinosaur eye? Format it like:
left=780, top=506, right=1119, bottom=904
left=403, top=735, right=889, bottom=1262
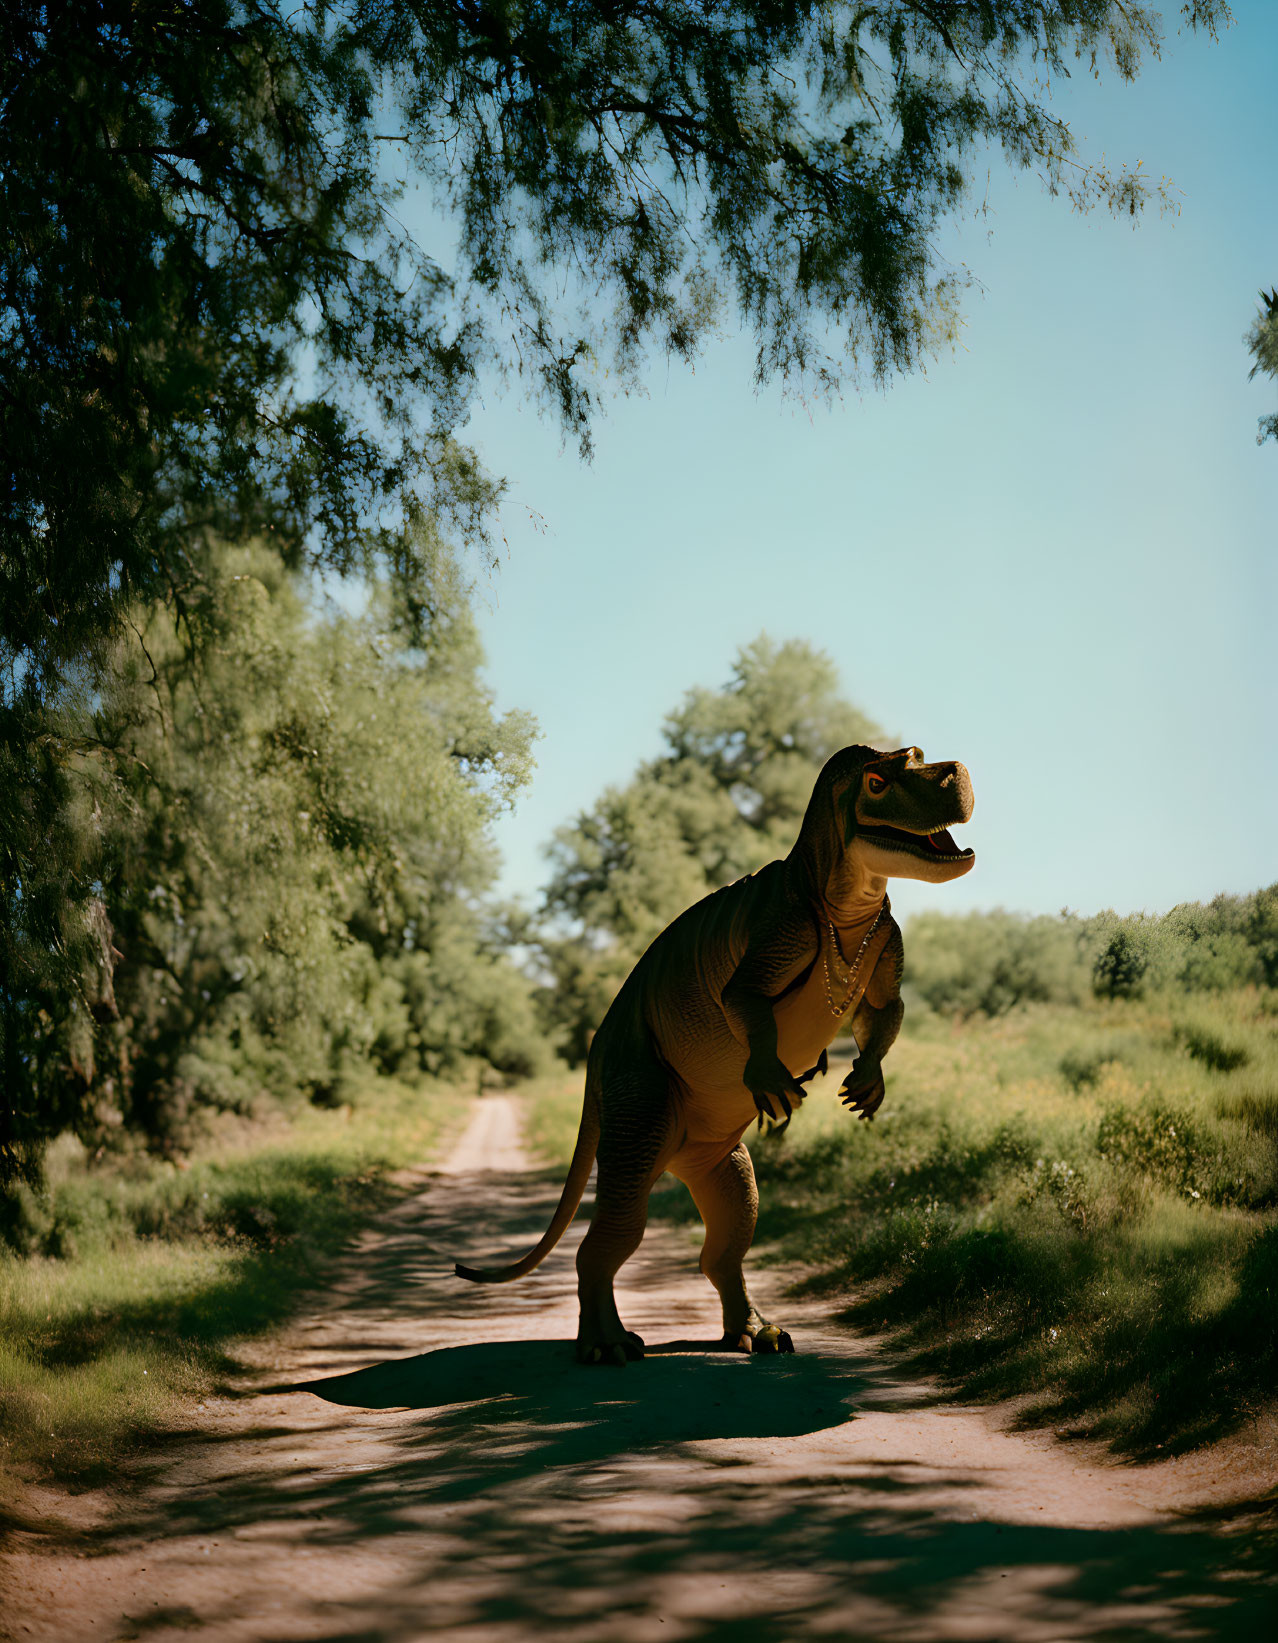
left=865, top=773, right=888, bottom=796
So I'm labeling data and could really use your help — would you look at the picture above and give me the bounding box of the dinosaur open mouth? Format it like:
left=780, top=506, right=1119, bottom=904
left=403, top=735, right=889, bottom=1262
left=859, top=824, right=974, bottom=863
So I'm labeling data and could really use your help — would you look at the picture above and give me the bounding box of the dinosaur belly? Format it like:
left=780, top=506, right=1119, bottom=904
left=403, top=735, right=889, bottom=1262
left=773, top=959, right=859, bottom=1080
left=663, top=965, right=862, bottom=1144
left=647, top=910, right=891, bottom=1146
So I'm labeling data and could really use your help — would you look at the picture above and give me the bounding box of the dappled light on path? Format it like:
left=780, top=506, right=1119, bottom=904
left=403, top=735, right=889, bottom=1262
left=5, top=1097, right=1273, bottom=1641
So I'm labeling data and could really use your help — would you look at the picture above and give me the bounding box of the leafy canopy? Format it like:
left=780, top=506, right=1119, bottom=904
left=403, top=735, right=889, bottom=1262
left=1, top=0, right=1231, bottom=696
left=5, top=535, right=543, bottom=1173
left=1247, top=290, right=1278, bottom=444
left=0, top=0, right=1232, bottom=1161
left=538, top=635, right=886, bottom=1058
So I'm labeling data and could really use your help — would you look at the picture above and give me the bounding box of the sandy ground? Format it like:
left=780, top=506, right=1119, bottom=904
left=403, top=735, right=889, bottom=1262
left=3, top=1093, right=1276, bottom=1642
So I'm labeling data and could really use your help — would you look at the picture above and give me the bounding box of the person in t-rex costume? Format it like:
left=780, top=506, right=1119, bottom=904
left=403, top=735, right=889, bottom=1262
left=456, top=744, right=975, bottom=1363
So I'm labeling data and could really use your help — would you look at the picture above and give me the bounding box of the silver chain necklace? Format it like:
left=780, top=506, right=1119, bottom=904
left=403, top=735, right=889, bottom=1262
left=822, top=904, right=886, bottom=1017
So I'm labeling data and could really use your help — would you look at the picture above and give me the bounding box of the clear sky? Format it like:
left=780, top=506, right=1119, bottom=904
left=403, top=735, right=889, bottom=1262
left=444, top=7, right=1276, bottom=925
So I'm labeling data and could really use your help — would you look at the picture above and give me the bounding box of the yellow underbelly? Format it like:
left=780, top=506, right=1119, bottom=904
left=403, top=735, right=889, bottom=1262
left=669, top=962, right=862, bottom=1143
left=773, top=959, right=858, bottom=1078
left=655, top=914, right=892, bottom=1150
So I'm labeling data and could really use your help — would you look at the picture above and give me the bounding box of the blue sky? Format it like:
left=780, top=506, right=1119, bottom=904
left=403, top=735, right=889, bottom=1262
left=447, top=7, right=1276, bottom=924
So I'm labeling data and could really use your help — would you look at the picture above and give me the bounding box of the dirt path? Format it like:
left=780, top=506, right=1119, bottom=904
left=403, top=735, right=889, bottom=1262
left=4, top=1096, right=1275, bottom=1642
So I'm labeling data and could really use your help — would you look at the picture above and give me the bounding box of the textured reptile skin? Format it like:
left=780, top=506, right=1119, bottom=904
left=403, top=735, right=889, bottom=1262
left=457, top=744, right=975, bottom=1364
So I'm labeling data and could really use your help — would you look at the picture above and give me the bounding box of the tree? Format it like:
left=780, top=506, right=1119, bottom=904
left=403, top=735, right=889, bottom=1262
left=1, top=0, right=1229, bottom=1164
left=906, top=909, right=1090, bottom=1015
left=1091, top=925, right=1151, bottom=1000
left=2, top=2, right=1232, bottom=691
left=538, top=635, right=886, bottom=1058
left=1247, top=289, right=1278, bottom=443
left=4, top=533, right=543, bottom=1172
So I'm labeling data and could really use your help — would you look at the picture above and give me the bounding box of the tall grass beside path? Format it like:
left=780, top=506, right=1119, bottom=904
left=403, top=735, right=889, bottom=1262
left=524, top=990, right=1278, bottom=1456
left=0, top=1079, right=460, bottom=1497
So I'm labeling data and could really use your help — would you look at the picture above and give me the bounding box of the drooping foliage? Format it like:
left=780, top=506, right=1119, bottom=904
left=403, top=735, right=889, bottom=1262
left=4, top=532, right=543, bottom=1176
left=1, top=0, right=1231, bottom=693
left=0, top=0, right=1231, bottom=1163
left=538, top=635, right=887, bottom=1058
left=1247, top=288, right=1278, bottom=443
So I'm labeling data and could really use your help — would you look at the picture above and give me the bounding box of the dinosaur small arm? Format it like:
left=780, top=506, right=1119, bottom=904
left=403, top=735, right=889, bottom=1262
left=456, top=744, right=975, bottom=1364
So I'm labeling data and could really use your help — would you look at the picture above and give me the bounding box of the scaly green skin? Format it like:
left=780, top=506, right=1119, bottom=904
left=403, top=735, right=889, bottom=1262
left=457, top=745, right=975, bottom=1364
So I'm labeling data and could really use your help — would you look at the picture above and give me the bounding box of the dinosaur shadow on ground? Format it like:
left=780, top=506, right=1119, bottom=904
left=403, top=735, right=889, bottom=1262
left=295, top=1333, right=890, bottom=1479
left=99, top=1163, right=1277, bottom=1642
left=107, top=1366, right=1277, bottom=1643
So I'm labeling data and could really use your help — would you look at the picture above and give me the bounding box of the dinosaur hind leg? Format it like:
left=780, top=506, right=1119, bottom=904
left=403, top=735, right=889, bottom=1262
left=675, top=1138, right=794, bottom=1355
left=575, top=1067, right=675, bottom=1366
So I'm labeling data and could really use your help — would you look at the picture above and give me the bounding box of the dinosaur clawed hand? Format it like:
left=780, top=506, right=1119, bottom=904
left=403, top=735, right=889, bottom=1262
left=744, top=1052, right=808, bottom=1130
left=839, top=1057, right=885, bottom=1121
left=576, top=1331, right=645, bottom=1367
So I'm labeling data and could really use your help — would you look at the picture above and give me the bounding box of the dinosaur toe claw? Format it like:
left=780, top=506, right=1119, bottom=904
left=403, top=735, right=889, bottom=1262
left=577, top=1336, right=637, bottom=1366
left=752, top=1325, right=794, bottom=1355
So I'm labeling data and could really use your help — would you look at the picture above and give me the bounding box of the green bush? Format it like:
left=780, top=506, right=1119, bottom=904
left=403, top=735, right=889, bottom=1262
left=0, top=1078, right=448, bottom=1484
left=903, top=889, right=1278, bottom=1019
left=904, top=909, right=1088, bottom=1016
left=1092, top=927, right=1149, bottom=999
left=1059, top=1049, right=1117, bottom=1090
left=1096, top=1099, right=1215, bottom=1200
left=1175, top=1024, right=1249, bottom=1073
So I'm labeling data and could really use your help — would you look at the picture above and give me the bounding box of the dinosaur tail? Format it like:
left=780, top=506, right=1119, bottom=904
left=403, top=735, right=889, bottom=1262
left=454, top=1080, right=600, bottom=1285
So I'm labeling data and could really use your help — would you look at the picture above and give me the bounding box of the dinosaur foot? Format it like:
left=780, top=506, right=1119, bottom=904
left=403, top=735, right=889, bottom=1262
left=576, top=1331, right=645, bottom=1367
left=719, top=1325, right=795, bottom=1355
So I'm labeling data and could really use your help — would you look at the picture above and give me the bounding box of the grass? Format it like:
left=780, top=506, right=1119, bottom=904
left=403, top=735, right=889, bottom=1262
left=520, top=1068, right=591, bottom=1168
left=524, top=988, right=1278, bottom=1457
left=0, top=1076, right=460, bottom=1494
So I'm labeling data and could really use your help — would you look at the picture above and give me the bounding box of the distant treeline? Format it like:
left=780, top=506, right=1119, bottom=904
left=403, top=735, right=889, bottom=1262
left=11, top=576, right=1274, bottom=1192
left=525, top=635, right=1278, bottom=1058
left=904, top=891, right=1278, bottom=1018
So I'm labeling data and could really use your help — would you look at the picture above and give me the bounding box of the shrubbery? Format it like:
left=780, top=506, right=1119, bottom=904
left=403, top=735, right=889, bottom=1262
left=904, top=910, right=1089, bottom=1016
left=903, top=891, right=1277, bottom=1017
left=0, top=1081, right=446, bottom=1484
left=525, top=973, right=1278, bottom=1454
left=3, top=535, right=546, bottom=1194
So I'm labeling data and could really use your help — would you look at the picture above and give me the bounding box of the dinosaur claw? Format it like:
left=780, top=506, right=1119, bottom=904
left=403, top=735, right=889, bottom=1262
left=752, top=1325, right=794, bottom=1355
left=578, top=1335, right=640, bottom=1366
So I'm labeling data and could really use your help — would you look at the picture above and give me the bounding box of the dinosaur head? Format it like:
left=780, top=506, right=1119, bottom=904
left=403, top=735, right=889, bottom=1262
left=795, top=744, right=975, bottom=898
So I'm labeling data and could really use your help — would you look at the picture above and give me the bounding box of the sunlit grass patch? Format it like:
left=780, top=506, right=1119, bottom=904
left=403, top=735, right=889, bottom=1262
left=751, top=990, right=1278, bottom=1454
left=520, top=1070, right=589, bottom=1170
left=476, top=993, right=1278, bottom=1453
left=0, top=1077, right=457, bottom=1489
